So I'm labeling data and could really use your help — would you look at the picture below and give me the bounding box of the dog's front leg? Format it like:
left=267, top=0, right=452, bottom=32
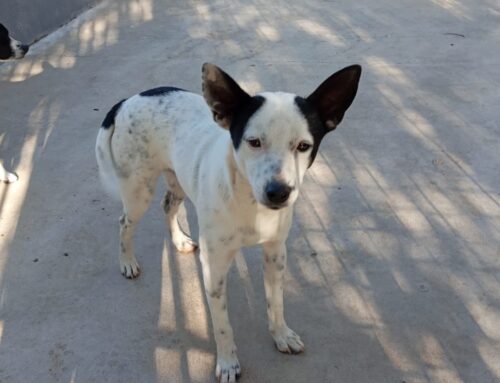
left=199, top=240, right=241, bottom=383
left=262, top=241, right=305, bottom=354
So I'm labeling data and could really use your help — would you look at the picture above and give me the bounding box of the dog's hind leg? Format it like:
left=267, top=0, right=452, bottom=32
left=162, top=170, right=198, bottom=253
left=118, top=175, right=156, bottom=278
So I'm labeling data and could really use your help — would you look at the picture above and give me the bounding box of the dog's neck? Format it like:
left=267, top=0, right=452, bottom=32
left=224, top=140, right=255, bottom=205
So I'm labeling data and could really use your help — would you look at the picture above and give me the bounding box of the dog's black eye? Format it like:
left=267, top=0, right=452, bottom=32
left=247, top=138, right=262, bottom=148
left=297, top=142, right=311, bottom=152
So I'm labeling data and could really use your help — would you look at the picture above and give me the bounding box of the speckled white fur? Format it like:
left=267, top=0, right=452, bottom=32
left=96, top=87, right=308, bottom=380
left=96, top=63, right=361, bottom=383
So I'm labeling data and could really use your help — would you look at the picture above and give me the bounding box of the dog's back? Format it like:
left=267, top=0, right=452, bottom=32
left=96, top=87, right=229, bottom=204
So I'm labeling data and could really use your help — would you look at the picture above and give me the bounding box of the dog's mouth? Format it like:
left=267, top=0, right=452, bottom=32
left=261, top=201, right=289, bottom=210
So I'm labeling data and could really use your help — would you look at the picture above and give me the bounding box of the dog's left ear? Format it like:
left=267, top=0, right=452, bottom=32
left=307, top=65, right=362, bottom=131
left=0, top=24, right=8, bottom=38
left=202, top=63, right=251, bottom=129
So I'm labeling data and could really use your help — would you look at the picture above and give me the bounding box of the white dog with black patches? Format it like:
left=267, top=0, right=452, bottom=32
left=0, top=23, right=29, bottom=183
left=96, top=63, right=361, bottom=382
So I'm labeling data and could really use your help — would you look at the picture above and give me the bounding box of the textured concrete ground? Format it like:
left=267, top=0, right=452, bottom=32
left=1, top=1, right=499, bottom=382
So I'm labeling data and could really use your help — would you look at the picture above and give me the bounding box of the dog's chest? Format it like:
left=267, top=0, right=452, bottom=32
left=231, top=205, right=292, bottom=246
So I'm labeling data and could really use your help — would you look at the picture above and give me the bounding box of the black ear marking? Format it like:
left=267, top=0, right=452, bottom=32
left=0, top=24, right=8, bottom=38
left=0, top=24, right=13, bottom=60
left=307, top=65, right=362, bottom=131
left=295, top=65, right=361, bottom=168
left=201, top=63, right=251, bottom=129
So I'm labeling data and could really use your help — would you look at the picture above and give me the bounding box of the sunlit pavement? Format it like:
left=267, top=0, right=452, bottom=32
left=0, top=1, right=499, bottom=382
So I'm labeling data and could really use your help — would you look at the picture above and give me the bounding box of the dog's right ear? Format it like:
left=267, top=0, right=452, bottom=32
left=202, top=63, right=251, bottom=129
left=307, top=65, right=362, bottom=131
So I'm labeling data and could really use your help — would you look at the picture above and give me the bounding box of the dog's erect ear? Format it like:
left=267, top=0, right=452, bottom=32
left=307, top=65, right=361, bottom=131
left=202, top=63, right=251, bottom=129
left=0, top=24, right=8, bottom=38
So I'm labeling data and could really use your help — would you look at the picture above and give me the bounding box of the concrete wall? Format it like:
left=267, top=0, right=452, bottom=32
left=0, top=0, right=101, bottom=43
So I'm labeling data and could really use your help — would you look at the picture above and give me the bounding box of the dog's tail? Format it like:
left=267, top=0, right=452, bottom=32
left=95, top=99, right=126, bottom=200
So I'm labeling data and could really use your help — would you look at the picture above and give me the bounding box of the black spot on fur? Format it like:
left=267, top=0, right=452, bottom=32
left=230, top=96, right=265, bottom=150
left=102, top=99, right=126, bottom=129
left=139, top=86, right=185, bottom=97
left=162, top=191, right=183, bottom=214
left=219, top=234, right=235, bottom=244
left=294, top=96, right=327, bottom=167
left=209, top=285, right=223, bottom=299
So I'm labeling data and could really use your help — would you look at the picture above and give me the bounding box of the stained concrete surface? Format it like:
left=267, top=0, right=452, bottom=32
left=0, top=1, right=499, bottom=382
left=0, top=0, right=101, bottom=43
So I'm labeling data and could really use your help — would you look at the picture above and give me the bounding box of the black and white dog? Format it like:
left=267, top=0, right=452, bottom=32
left=0, top=23, right=29, bottom=183
left=96, top=63, right=361, bottom=382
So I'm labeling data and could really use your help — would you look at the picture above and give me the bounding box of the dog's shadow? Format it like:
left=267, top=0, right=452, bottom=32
left=0, top=60, right=57, bottom=186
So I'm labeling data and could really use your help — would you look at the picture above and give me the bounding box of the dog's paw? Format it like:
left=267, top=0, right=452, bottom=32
left=1, top=171, right=18, bottom=183
left=120, top=258, right=141, bottom=279
left=172, top=233, right=198, bottom=253
left=272, top=327, right=305, bottom=354
left=215, top=356, right=241, bottom=383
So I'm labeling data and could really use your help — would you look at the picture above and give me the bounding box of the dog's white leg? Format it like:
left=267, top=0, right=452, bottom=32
left=118, top=177, right=156, bottom=278
left=262, top=241, right=304, bottom=354
left=162, top=170, right=198, bottom=253
left=119, top=214, right=141, bottom=278
left=199, top=239, right=240, bottom=383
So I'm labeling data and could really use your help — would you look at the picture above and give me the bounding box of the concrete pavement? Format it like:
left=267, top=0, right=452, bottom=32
left=1, top=0, right=499, bottom=382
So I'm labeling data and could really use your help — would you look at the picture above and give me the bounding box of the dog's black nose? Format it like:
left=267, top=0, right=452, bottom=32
left=20, top=44, right=29, bottom=54
left=265, top=181, right=291, bottom=206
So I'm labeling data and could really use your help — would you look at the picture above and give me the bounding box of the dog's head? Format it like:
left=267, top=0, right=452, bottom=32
left=202, top=63, right=361, bottom=210
left=0, top=23, right=29, bottom=60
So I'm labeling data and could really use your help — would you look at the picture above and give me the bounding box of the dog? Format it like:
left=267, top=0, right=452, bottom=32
left=96, top=63, right=361, bottom=382
left=0, top=23, right=29, bottom=183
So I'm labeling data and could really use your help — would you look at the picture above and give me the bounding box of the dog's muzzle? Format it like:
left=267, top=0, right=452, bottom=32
left=264, top=180, right=292, bottom=209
